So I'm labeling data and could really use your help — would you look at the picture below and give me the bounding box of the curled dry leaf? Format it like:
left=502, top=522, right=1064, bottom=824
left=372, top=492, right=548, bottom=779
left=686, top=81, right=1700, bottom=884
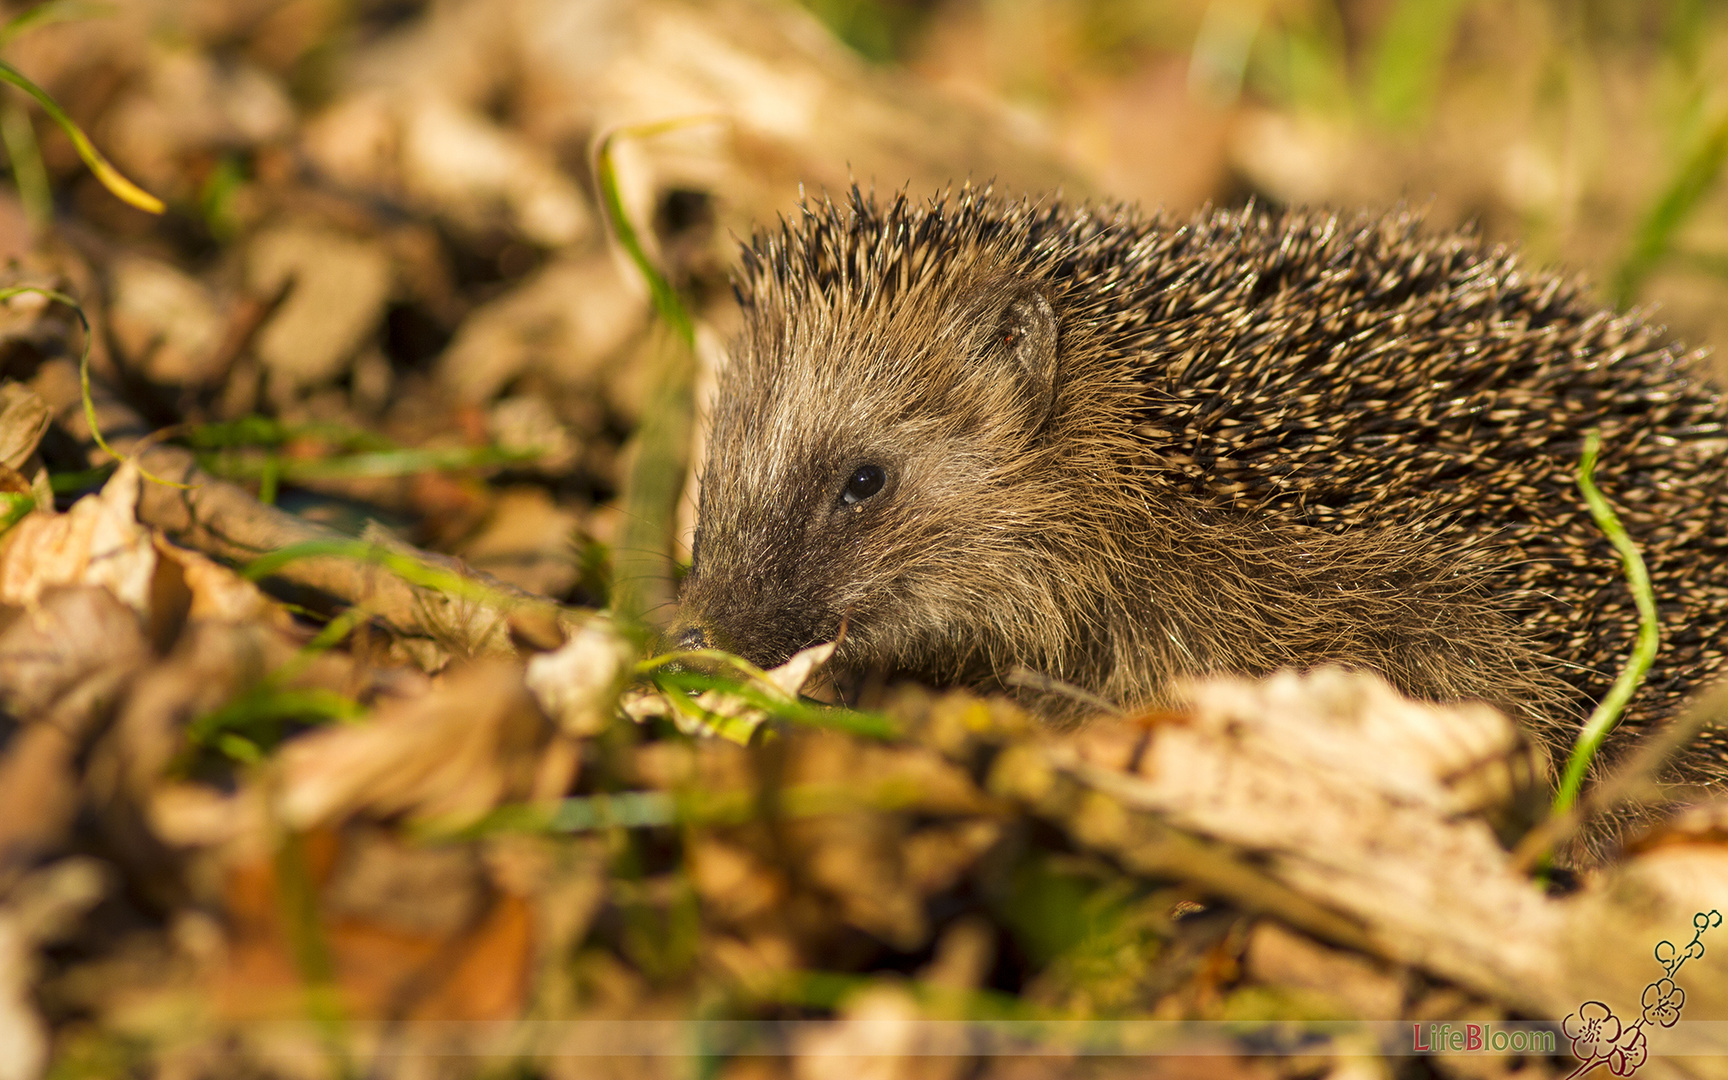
left=0, top=463, right=155, bottom=614
left=277, top=659, right=550, bottom=830
left=524, top=616, right=634, bottom=737
left=0, top=382, right=50, bottom=473
left=0, top=588, right=148, bottom=888
left=0, top=585, right=146, bottom=722
left=151, top=536, right=291, bottom=628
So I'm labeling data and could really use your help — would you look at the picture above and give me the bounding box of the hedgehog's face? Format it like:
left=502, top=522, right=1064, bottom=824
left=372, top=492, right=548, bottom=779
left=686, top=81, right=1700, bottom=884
left=676, top=280, right=1064, bottom=686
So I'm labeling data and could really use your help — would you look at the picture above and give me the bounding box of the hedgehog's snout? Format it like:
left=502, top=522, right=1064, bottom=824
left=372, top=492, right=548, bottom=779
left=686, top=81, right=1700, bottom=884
left=676, top=625, right=709, bottom=651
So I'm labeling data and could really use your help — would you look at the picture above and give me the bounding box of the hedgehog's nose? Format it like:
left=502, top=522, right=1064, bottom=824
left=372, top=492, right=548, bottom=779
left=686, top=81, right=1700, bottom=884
left=676, top=626, right=709, bottom=651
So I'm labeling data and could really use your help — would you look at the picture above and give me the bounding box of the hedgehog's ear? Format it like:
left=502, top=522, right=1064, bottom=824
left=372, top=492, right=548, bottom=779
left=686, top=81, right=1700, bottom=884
left=993, top=287, right=1059, bottom=424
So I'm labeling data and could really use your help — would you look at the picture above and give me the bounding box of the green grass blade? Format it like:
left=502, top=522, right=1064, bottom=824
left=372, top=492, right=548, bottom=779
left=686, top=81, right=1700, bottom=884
left=0, top=286, right=188, bottom=489
left=0, top=1, right=114, bottom=49
left=594, top=120, right=716, bottom=350
left=592, top=118, right=722, bottom=623
left=0, top=490, right=33, bottom=533
left=1552, top=432, right=1660, bottom=814
left=1, top=100, right=50, bottom=227
left=241, top=538, right=524, bottom=612
left=0, top=57, right=162, bottom=213
left=197, top=445, right=541, bottom=482
left=1364, top=0, right=1470, bottom=130
left=1613, top=106, right=1728, bottom=305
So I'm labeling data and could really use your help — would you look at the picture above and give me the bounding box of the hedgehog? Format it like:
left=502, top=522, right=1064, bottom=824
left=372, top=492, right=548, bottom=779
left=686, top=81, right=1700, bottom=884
left=674, top=186, right=1728, bottom=811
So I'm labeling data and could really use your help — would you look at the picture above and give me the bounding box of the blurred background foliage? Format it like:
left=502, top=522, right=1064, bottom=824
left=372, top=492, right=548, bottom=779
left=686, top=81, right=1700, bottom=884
left=797, top=0, right=1728, bottom=355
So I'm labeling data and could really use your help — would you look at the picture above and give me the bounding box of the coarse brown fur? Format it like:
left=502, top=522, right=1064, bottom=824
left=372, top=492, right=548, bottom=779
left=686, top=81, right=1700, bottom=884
left=677, top=187, right=1728, bottom=810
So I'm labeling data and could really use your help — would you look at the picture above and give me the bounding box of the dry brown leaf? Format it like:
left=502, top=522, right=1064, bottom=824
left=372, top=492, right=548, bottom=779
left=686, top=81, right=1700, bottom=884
left=1016, top=668, right=1728, bottom=1042
left=106, top=255, right=226, bottom=384
left=0, top=383, right=50, bottom=473
left=1243, top=921, right=1406, bottom=1021
left=790, top=984, right=970, bottom=1080
left=0, top=463, right=155, bottom=613
left=458, top=486, right=583, bottom=597
left=399, top=96, right=591, bottom=248
left=151, top=535, right=292, bottom=627
left=0, top=585, right=146, bottom=721
left=103, top=46, right=294, bottom=196
left=435, top=254, right=645, bottom=405
left=690, top=838, right=785, bottom=923
left=214, top=827, right=535, bottom=1024
left=0, top=588, right=148, bottom=890
left=277, top=659, right=549, bottom=829
left=0, top=915, right=46, bottom=1080
left=248, top=224, right=392, bottom=391
left=0, top=860, right=105, bottom=1080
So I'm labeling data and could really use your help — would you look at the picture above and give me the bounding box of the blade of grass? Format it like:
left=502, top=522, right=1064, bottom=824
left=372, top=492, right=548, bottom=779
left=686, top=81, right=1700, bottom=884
left=1, top=100, right=49, bottom=228
left=197, top=444, right=541, bottom=482
left=242, top=538, right=528, bottom=611
left=593, top=117, right=722, bottom=625
left=0, top=286, right=189, bottom=489
left=651, top=668, right=896, bottom=739
left=0, top=490, right=32, bottom=532
left=0, top=1, right=114, bottom=49
left=1552, top=432, right=1659, bottom=815
left=1363, top=0, right=1471, bottom=130
left=272, top=827, right=353, bottom=1079
left=0, top=58, right=161, bottom=213
left=1613, top=105, right=1728, bottom=306
left=47, top=463, right=113, bottom=493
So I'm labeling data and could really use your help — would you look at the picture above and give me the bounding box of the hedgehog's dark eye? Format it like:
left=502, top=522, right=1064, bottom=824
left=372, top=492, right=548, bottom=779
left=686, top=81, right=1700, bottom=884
left=841, top=464, right=886, bottom=506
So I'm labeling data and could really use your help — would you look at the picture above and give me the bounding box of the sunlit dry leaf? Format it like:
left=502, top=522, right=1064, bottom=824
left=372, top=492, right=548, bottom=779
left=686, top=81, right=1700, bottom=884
left=146, top=783, right=269, bottom=855
left=524, top=616, right=634, bottom=737
left=400, top=96, right=590, bottom=248
left=0, top=462, right=155, bottom=613
left=152, top=536, right=291, bottom=627
left=248, top=224, right=391, bottom=391
left=278, top=660, right=549, bottom=829
left=0, top=584, right=145, bottom=720
left=0, top=915, right=45, bottom=1080
left=790, top=984, right=968, bottom=1080
left=1243, top=921, right=1405, bottom=1021
left=690, top=838, right=784, bottom=923
left=459, top=485, right=583, bottom=597
left=106, top=255, right=225, bottom=384
left=435, top=254, right=645, bottom=405
left=686, top=640, right=838, bottom=743
left=761, top=640, right=837, bottom=698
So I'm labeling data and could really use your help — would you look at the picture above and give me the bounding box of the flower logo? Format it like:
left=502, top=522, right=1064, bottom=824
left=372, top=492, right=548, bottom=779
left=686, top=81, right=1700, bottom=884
left=1607, top=1027, right=1648, bottom=1077
left=1564, top=910, right=1717, bottom=1079
left=1564, top=1002, right=1622, bottom=1061
left=1640, top=979, right=1684, bottom=1028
